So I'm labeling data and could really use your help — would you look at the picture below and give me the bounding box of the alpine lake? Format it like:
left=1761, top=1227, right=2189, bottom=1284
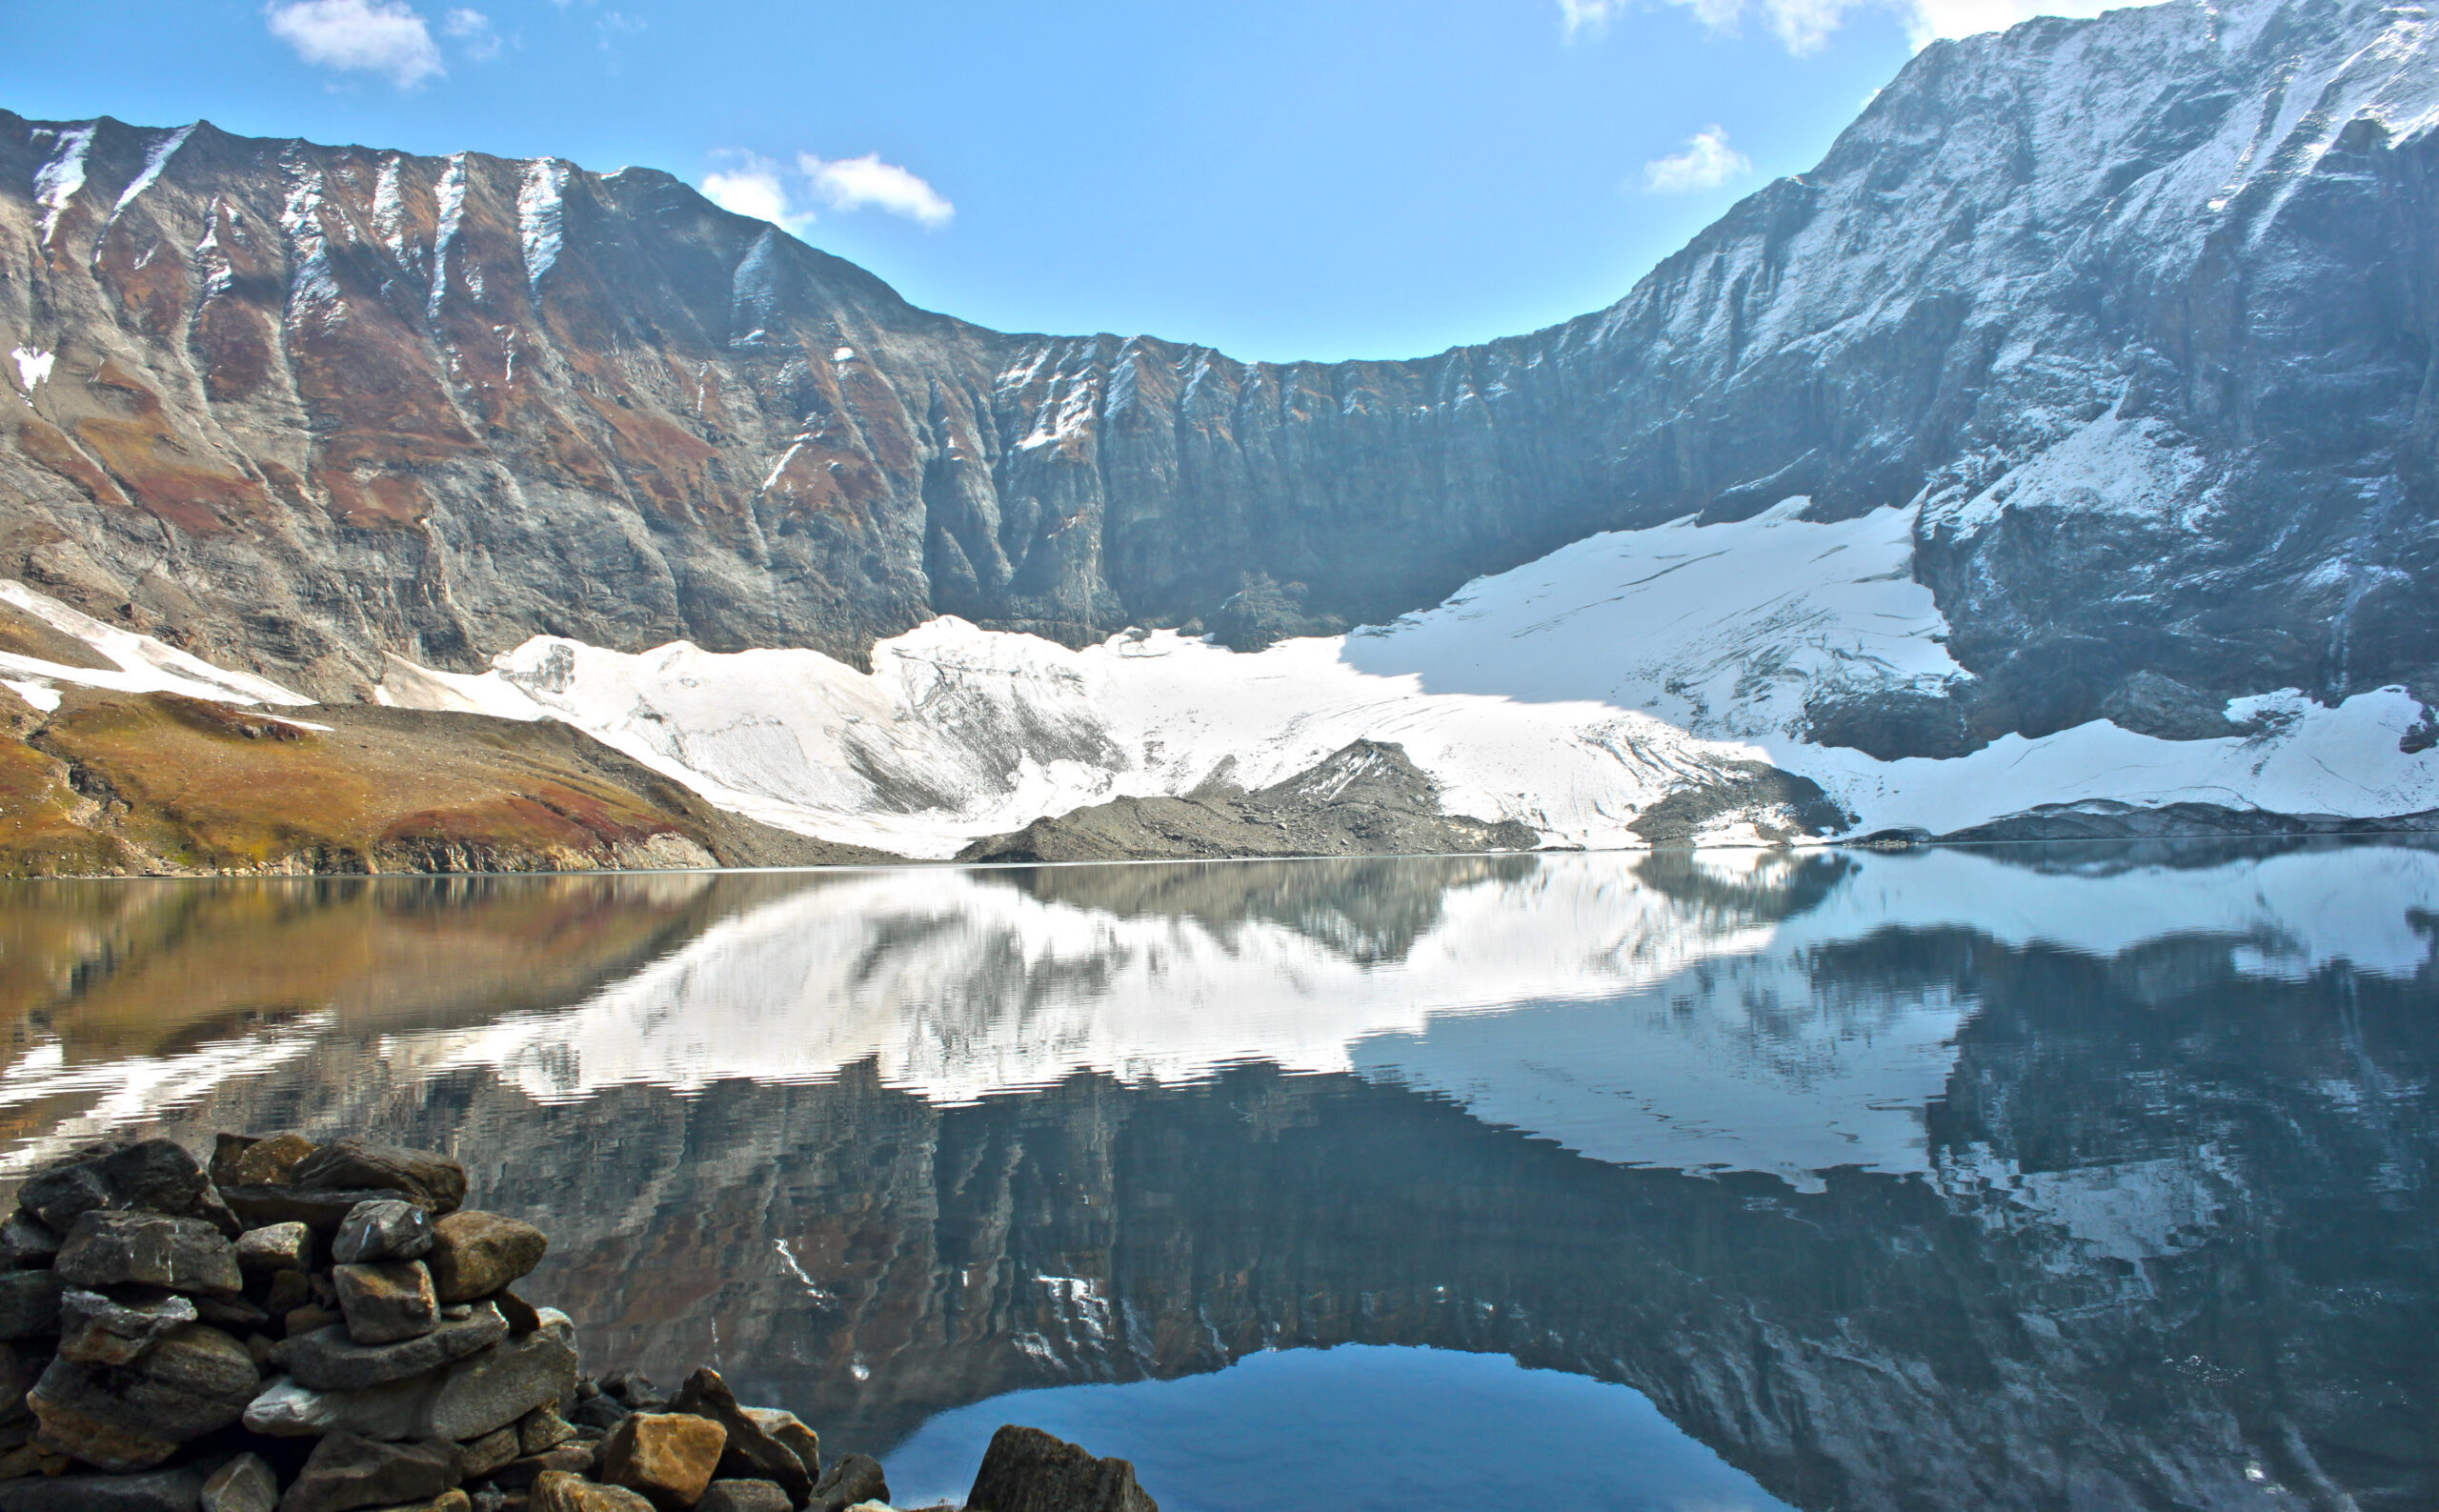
left=0, top=839, right=2429, bottom=1512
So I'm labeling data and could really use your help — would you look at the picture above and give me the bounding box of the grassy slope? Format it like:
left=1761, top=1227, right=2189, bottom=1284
left=0, top=688, right=897, bottom=877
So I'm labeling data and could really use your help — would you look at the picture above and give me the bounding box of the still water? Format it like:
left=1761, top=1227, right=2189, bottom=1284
left=0, top=842, right=2429, bottom=1511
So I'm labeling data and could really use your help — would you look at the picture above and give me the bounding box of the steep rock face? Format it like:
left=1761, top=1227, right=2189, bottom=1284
left=2, top=0, right=2435, bottom=753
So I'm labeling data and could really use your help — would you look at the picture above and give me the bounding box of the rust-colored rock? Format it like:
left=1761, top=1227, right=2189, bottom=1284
left=601, top=1412, right=728, bottom=1511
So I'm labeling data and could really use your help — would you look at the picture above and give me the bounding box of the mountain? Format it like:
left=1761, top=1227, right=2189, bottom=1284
left=1, top=0, right=2435, bottom=867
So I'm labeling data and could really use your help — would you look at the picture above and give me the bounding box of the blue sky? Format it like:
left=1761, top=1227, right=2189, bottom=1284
left=3, top=0, right=2098, bottom=362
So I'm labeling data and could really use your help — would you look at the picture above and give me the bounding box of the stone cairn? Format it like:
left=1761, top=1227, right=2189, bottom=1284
left=0, top=1134, right=1160, bottom=1512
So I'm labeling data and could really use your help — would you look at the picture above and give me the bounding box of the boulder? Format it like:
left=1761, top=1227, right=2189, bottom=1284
left=0, top=1461, right=214, bottom=1510
left=55, top=1212, right=241, bottom=1296
left=335, top=1260, right=439, bottom=1344
left=573, top=1394, right=632, bottom=1431
left=0, top=1273, right=62, bottom=1340
left=493, top=1289, right=543, bottom=1336
left=57, top=1288, right=198, bottom=1364
left=334, top=1201, right=435, bottom=1265
left=248, top=1309, right=575, bottom=1441
left=598, top=1371, right=667, bottom=1411
left=738, top=1409, right=818, bottom=1482
left=19, top=1140, right=231, bottom=1234
left=29, top=1321, right=258, bottom=1470
left=810, top=1455, right=888, bottom=1512
left=237, top=1222, right=314, bottom=1274
left=223, top=1188, right=405, bottom=1234
left=292, top=1142, right=466, bottom=1217
left=531, top=1472, right=654, bottom=1512
left=0, top=1343, right=42, bottom=1423
left=277, top=1431, right=460, bottom=1512
left=456, top=1423, right=518, bottom=1479
left=202, top=1452, right=280, bottom=1512
left=964, top=1425, right=1158, bottom=1512
left=425, top=1212, right=545, bottom=1304
left=695, top=1483, right=791, bottom=1512
left=0, top=1217, right=60, bottom=1271
left=601, top=1413, right=728, bottom=1511
left=276, top=1301, right=507, bottom=1392
left=212, top=1132, right=318, bottom=1188
left=670, top=1368, right=810, bottom=1504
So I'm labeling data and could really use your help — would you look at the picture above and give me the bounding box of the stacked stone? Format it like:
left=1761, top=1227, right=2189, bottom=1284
left=0, top=1134, right=900, bottom=1512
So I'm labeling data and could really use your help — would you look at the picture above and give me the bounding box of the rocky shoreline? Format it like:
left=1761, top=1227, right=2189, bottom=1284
left=0, top=1134, right=1159, bottom=1512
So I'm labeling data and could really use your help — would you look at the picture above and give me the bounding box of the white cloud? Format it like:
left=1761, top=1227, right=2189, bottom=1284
left=1559, top=0, right=1627, bottom=38
left=702, top=152, right=815, bottom=232
left=1640, top=125, right=1753, bottom=192
left=1569, top=0, right=2115, bottom=53
left=799, top=152, right=955, bottom=228
left=442, top=7, right=499, bottom=60
left=265, top=0, right=444, bottom=88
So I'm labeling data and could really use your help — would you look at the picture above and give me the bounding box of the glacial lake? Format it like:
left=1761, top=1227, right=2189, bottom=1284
left=0, top=842, right=2431, bottom=1511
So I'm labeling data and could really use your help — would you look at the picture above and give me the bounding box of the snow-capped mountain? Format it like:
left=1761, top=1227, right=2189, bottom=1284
left=1, top=0, right=2434, bottom=860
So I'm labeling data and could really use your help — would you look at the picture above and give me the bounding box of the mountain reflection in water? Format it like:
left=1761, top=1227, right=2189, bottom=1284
left=0, top=842, right=2428, bottom=1511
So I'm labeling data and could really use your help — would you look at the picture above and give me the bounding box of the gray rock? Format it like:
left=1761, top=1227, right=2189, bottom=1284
left=236, top=1221, right=314, bottom=1274
left=457, top=1423, right=518, bottom=1479
left=695, top=1483, right=791, bottom=1512
left=55, top=1212, right=241, bottom=1296
left=810, top=1454, right=890, bottom=1512
left=670, top=1368, right=810, bottom=1504
left=518, top=1404, right=577, bottom=1455
left=0, top=1461, right=213, bottom=1511
left=487, top=1445, right=596, bottom=1490
left=335, top=1260, right=439, bottom=1344
left=964, top=1425, right=1157, bottom=1512
left=571, top=1393, right=631, bottom=1431
left=277, top=1431, right=460, bottom=1512
left=0, top=1217, right=60, bottom=1271
left=222, top=1187, right=405, bottom=1233
left=0, top=1273, right=61, bottom=1340
left=738, top=1409, right=818, bottom=1482
left=274, top=1301, right=507, bottom=1392
left=292, top=1141, right=467, bottom=1217
left=14, top=1143, right=129, bottom=1231
left=29, top=1321, right=258, bottom=1470
left=247, top=1308, right=574, bottom=1440
left=17, top=1140, right=228, bottom=1235
left=57, top=1288, right=198, bottom=1364
left=202, top=1452, right=280, bottom=1512
left=333, top=1200, right=434, bottom=1265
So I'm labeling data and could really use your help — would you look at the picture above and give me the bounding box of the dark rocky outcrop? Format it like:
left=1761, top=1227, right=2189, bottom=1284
left=964, top=1426, right=1157, bottom=1512
left=1, top=0, right=2431, bottom=759
left=957, top=740, right=1540, bottom=862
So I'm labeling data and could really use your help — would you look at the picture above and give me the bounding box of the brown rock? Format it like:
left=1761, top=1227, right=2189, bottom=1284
left=531, top=1472, right=654, bottom=1512
left=29, top=1321, right=258, bottom=1471
left=335, top=1201, right=436, bottom=1265
left=55, top=1212, right=241, bottom=1296
left=601, top=1413, right=728, bottom=1511
left=237, top=1222, right=315, bottom=1273
left=963, top=1425, right=1157, bottom=1512
left=335, top=1260, right=440, bottom=1345
left=265, top=1268, right=314, bottom=1318
left=694, top=1483, right=791, bottom=1512
left=425, top=1213, right=546, bottom=1304
left=292, top=1142, right=467, bottom=1217
left=737, top=1410, right=817, bottom=1482
left=371, top=1496, right=472, bottom=1512
left=212, top=1132, right=319, bottom=1188
left=670, top=1370, right=809, bottom=1503
left=493, top=1291, right=543, bottom=1336
left=286, top=1302, right=341, bottom=1339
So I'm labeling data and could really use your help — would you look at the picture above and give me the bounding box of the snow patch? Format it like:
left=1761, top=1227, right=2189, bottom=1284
left=9, top=349, right=53, bottom=393
left=0, top=580, right=313, bottom=709
left=427, top=153, right=469, bottom=321
left=516, top=159, right=569, bottom=292
left=31, top=123, right=95, bottom=244
left=104, top=124, right=194, bottom=227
